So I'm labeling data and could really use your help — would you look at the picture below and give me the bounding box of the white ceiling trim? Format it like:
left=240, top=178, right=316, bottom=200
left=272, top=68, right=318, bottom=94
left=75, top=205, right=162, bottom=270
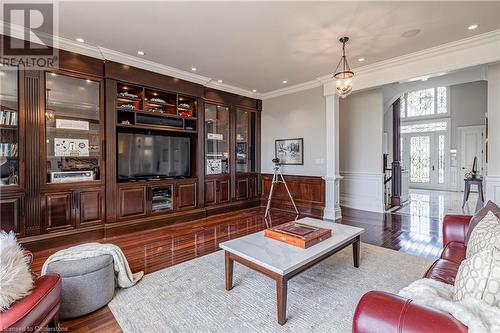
left=260, top=79, right=322, bottom=100
left=1, top=21, right=261, bottom=99
left=3, top=20, right=499, bottom=101
left=263, top=29, right=500, bottom=100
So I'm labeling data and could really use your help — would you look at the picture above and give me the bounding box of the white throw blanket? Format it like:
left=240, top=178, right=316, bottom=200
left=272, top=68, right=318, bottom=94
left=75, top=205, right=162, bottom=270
left=41, top=243, right=143, bottom=288
left=398, top=278, right=500, bottom=333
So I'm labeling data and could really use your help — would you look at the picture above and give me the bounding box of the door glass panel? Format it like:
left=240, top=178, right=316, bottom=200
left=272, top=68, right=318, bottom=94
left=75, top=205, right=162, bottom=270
left=45, top=73, right=101, bottom=183
left=410, top=136, right=430, bottom=183
left=0, top=66, right=19, bottom=186
left=205, top=104, right=229, bottom=175
left=401, top=121, right=447, bottom=134
left=236, top=109, right=249, bottom=173
left=438, top=135, right=445, bottom=184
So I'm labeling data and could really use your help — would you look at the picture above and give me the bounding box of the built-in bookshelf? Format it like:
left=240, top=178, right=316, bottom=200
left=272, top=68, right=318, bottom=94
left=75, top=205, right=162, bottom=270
left=0, top=66, right=19, bottom=186
left=116, top=82, right=197, bottom=133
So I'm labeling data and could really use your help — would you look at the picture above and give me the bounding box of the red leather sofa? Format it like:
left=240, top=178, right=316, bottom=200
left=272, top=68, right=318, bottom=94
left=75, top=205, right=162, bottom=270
left=353, top=215, right=472, bottom=333
left=0, top=252, right=62, bottom=332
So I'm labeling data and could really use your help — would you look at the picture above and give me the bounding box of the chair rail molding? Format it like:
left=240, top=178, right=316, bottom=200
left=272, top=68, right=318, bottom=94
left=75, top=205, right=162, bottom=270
left=485, top=176, right=500, bottom=205
left=339, top=172, right=385, bottom=213
left=323, top=84, right=342, bottom=220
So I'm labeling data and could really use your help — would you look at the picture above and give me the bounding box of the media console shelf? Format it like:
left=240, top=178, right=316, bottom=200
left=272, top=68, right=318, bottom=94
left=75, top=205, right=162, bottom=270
left=116, top=82, right=197, bottom=133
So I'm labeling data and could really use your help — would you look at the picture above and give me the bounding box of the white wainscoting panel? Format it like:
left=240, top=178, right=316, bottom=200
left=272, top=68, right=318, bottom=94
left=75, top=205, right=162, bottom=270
left=340, top=172, right=385, bottom=213
left=485, top=176, right=500, bottom=205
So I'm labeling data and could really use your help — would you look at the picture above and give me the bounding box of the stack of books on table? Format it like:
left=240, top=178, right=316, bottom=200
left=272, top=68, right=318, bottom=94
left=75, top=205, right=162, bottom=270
left=264, top=221, right=331, bottom=248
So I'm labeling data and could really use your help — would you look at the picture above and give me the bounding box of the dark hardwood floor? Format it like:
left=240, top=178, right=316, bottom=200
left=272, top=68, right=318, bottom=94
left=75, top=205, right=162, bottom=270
left=30, top=207, right=444, bottom=332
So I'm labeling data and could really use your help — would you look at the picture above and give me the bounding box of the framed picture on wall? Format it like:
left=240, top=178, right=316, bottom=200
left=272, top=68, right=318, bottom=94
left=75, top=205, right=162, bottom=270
left=275, top=138, right=303, bottom=165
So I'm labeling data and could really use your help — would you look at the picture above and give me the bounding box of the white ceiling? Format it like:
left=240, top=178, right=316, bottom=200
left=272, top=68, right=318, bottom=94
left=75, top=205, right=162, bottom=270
left=55, top=1, right=500, bottom=93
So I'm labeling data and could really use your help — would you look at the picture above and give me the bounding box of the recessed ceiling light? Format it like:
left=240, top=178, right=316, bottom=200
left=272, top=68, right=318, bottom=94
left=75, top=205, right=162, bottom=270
left=252, top=89, right=257, bottom=93
left=468, top=24, right=479, bottom=30
left=282, top=80, right=287, bottom=84
left=358, top=58, right=365, bottom=62
left=191, top=67, right=197, bottom=71
left=421, top=78, right=428, bottom=81
left=217, top=79, right=223, bottom=83
left=137, top=50, right=145, bottom=56
left=76, top=37, right=85, bottom=43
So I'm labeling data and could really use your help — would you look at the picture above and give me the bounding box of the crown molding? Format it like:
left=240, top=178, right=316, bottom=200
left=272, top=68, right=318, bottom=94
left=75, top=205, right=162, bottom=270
left=264, top=29, right=500, bottom=99
left=1, top=21, right=261, bottom=99
left=261, top=79, right=322, bottom=100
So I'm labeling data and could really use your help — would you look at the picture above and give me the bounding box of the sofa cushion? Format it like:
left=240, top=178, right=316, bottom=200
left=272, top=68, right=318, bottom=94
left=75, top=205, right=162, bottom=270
left=466, top=200, right=500, bottom=244
left=466, top=211, right=500, bottom=258
left=0, top=231, right=34, bottom=311
left=440, top=241, right=466, bottom=264
left=424, top=259, right=460, bottom=285
left=454, top=247, right=500, bottom=307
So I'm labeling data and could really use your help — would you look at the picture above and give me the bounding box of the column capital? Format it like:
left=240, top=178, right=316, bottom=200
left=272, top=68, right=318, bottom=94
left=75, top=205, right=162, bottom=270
left=323, top=80, right=338, bottom=97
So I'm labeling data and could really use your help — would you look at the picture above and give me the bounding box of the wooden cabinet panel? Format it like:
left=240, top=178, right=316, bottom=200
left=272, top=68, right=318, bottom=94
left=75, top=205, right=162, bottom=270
left=118, top=187, right=147, bottom=219
left=219, top=179, right=231, bottom=203
left=204, top=180, right=216, bottom=205
left=42, top=192, right=75, bottom=232
left=176, top=182, right=197, bottom=210
left=0, top=196, right=23, bottom=235
left=249, top=175, right=258, bottom=198
left=79, top=189, right=103, bottom=226
left=235, top=178, right=249, bottom=200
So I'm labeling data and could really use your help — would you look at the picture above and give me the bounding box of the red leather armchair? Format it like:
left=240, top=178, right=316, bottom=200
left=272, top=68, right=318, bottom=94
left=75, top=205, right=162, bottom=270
left=353, top=215, right=472, bottom=333
left=0, top=251, right=61, bottom=333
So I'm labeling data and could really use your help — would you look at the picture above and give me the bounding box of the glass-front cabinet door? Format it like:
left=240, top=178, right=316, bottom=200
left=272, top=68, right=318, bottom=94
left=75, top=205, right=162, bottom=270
left=235, top=108, right=256, bottom=173
left=45, top=72, right=102, bottom=184
left=0, top=66, right=19, bottom=186
left=204, top=104, right=230, bottom=175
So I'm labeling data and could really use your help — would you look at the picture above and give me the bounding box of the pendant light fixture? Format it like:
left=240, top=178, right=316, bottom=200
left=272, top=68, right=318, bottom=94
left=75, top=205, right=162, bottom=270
left=333, top=37, right=354, bottom=98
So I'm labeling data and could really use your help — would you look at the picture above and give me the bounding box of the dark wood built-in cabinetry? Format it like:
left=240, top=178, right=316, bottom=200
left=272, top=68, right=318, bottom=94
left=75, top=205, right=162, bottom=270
left=0, top=38, right=261, bottom=250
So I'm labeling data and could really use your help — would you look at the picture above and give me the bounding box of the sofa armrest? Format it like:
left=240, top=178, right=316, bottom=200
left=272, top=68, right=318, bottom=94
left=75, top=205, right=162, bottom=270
left=0, top=274, right=61, bottom=330
left=443, top=215, right=471, bottom=247
left=353, top=291, right=467, bottom=333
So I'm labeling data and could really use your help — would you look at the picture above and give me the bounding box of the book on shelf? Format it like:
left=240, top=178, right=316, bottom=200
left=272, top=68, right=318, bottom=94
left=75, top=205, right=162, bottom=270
left=0, top=110, right=17, bottom=126
left=0, top=143, right=18, bottom=157
left=264, top=221, right=331, bottom=248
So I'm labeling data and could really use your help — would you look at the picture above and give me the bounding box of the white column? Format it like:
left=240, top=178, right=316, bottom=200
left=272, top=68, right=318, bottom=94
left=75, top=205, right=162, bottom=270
left=323, top=80, right=342, bottom=220
left=486, top=64, right=500, bottom=204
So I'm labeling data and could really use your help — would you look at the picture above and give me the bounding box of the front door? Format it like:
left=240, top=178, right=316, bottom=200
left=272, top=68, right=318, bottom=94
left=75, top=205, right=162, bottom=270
left=403, top=132, right=448, bottom=190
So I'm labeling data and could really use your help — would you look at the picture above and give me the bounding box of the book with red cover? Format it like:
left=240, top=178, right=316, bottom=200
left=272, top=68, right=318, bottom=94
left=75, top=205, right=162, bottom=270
left=264, top=221, right=331, bottom=248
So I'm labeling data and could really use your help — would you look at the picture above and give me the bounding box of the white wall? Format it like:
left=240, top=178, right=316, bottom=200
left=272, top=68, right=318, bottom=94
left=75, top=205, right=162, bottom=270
left=450, top=81, right=487, bottom=149
left=339, top=88, right=385, bottom=212
left=261, top=87, right=326, bottom=176
left=340, top=89, right=384, bottom=174
left=486, top=63, right=500, bottom=204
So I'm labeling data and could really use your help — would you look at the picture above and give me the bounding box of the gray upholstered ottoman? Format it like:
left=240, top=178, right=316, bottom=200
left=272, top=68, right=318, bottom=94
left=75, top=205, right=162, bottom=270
left=45, top=254, right=115, bottom=319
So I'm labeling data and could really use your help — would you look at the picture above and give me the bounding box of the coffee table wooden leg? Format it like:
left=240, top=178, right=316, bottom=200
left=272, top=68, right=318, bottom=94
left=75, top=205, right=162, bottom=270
left=353, top=236, right=360, bottom=268
left=276, top=276, right=288, bottom=325
left=225, top=251, right=233, bottom=291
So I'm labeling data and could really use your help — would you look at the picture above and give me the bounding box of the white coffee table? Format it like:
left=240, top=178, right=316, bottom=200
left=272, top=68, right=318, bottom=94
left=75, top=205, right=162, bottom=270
left=219, top=217, right=364, bottom=325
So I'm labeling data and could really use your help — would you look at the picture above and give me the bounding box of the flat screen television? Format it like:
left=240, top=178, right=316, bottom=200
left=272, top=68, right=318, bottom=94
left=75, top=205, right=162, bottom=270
left=117, top=132, right=191, bottom=181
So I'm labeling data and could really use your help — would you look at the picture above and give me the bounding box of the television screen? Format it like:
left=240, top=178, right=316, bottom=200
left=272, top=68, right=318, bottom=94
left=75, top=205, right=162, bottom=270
left=117, top=132, right=191, bottom=180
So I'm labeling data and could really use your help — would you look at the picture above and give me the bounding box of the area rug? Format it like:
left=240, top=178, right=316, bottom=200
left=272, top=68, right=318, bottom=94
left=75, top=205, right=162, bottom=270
left=109, top=243, right=432, bottom=333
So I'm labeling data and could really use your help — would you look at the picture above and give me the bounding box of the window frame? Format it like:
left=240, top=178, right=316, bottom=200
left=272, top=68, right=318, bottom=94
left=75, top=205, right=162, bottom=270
left=400, top=86, right=449, bottom=120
